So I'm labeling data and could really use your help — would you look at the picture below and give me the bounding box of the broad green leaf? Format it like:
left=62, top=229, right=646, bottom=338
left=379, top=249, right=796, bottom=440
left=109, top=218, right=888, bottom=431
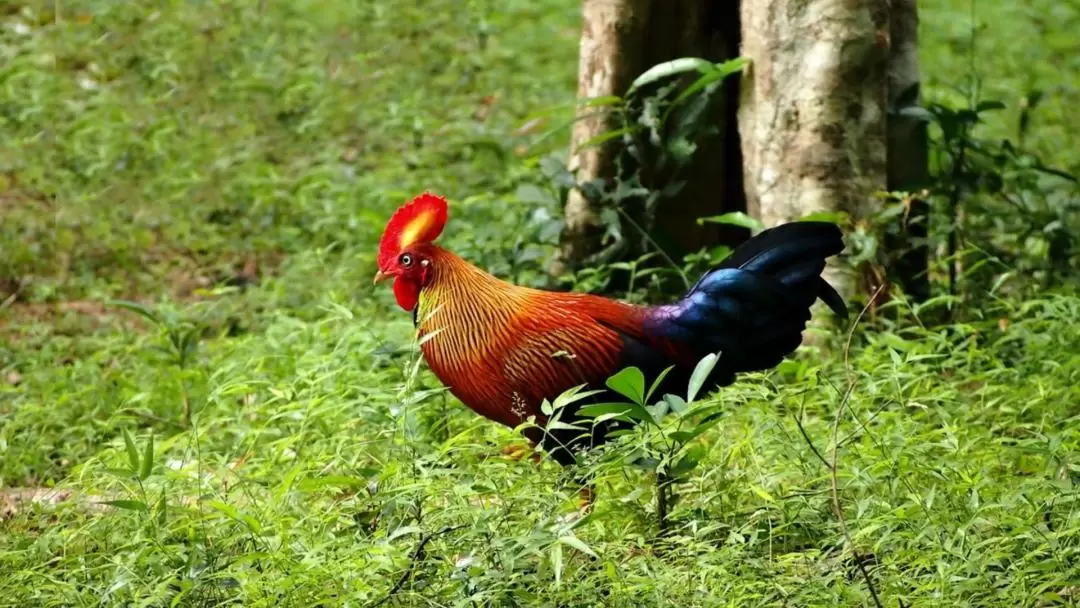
left=670, top=453, right=700, bottom=477
left=122, top=429, right=139, bottom=474
left=628, top=57, right=716, bottom=97
left=559, top=534, right=599, bottom=558
left=576, top=403, right=639, bottom=419
left=387, top=525, right=423, bottom=541
left=687, top=353, right=719, bottom=403
left=593, top=412, right=635, bottom=424
left=606, top=367, right=645, bottom=405
left=647, top=401, right=668, bottom=422
left=514, top=183, right=551, bottom=205
left=990, top=271, right=1015, bottom=295
left=663, top=394, right=688, bottom=416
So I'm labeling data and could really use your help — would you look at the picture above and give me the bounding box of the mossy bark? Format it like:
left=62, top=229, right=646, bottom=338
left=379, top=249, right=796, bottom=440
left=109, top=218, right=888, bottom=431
left=738, top=0, right=890, bottom=300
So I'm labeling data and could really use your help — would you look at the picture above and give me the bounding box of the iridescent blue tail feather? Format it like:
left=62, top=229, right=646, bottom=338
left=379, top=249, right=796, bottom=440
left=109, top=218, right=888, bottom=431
left=645, top=221, right=847, bottom=388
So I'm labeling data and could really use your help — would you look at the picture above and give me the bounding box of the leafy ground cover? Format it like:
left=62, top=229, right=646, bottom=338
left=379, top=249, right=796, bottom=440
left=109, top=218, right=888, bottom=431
left=1, top=0, right=1079, bottom=606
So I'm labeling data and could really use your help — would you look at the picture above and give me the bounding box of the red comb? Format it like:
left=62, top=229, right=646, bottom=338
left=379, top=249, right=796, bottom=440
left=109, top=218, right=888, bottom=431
left=378, top=192, right=449, bottom=268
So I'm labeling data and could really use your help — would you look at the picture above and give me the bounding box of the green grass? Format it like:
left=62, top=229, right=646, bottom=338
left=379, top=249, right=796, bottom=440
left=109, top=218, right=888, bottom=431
left=2, top=0, right=1080, bottom=605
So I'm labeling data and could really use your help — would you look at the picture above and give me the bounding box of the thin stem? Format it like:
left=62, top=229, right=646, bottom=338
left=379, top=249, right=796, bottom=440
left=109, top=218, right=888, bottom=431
left=367, top=525, right=465, bottom=608
left=831, top=286, right=887, bottom=608
left=615, top=206, right=690, bottom=290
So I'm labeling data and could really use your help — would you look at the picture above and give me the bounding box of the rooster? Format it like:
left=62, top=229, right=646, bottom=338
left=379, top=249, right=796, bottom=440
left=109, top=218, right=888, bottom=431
left=374, top=193, right=847, bottom=468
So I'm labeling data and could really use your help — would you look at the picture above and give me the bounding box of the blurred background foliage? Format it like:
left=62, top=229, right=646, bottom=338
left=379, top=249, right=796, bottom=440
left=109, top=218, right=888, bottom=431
left=1, top=0, right=1079, bottom=606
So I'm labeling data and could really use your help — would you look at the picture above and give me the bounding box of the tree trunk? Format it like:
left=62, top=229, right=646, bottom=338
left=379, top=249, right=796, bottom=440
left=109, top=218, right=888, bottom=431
left=552, top=0, right=743, bottom=282
left=738, top=0, right=890, bottom=299
left=553, top=0, right=651, bottom=279
left=558, top=0, right=919, bottom=309
left=884, top=0, right=931, bottom=301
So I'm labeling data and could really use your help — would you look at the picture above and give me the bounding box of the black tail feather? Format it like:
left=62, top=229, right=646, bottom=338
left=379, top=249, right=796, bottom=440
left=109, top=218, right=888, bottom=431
left=646, top=221, right=847, bottom=387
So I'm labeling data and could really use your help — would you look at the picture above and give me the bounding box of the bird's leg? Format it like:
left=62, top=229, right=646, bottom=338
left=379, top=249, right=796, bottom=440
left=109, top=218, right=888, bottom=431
left=556, top=477, right=595, bottom=524
left=577, top=484, right=595, bottom=513
left=500, top=441, right=542, bottom=465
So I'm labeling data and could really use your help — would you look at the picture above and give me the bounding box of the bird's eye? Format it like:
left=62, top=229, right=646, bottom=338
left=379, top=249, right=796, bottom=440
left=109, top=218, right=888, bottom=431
left=399, top=253, right=413, bottom=267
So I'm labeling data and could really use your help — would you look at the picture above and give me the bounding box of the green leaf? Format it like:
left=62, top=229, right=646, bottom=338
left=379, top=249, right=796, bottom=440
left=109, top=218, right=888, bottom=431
left=798, top=210, right=849, bottom=224
left=647, top=401, right=668, bottom=422
left=606, top=367, right=646, bottom=405
left=712, top=56, right=751, bottom=79
left=697, top=211, right=764, bottom=232
left=576, top=126, right=635, bottom=152
left=976, top=100, right=1006, bottom=112
left=545, top=420, right=587, bottom=433
left=514, top=183, right=551, bottom=205
left=750, top=485, right=776, bottom=503
left=645, top=366, right=674, bottom=404
left=670, top=453, right=700, bottom=477
left=897, top=105, right=935, bottom=123
left=387, top=525, right=423, bottom=541
left=297, top=475, right=369, bottom=492
left=207, top=500, right=264, bottom=534
left=107, top=299, right=161, bottom=325
left=577, top=403, right=634, bottom=419
left=540, top=399, right=554, bottom=416
left=551, top=386, right=605, bottom=411
left=670, top=416, right=722, bottom=444
left=627, top=57, right=715, bottom=96
left=139, top=433, right=154, bottom=480
left=103, top=500, right=148, bottom=512
left=687, top=353, right=719, bottom=403
left=122, top=429, right=140, bottom=474
left=593, top=412, right=634, bottom=424
left=559, top=534, right=599, bottom=558
left=580, top=95, right=623, bottom=108
left=155, top=493, right=167, bottom=526
left=669, top=56, right=749, bottom=108
left=663, top=394, right=688, bottom=415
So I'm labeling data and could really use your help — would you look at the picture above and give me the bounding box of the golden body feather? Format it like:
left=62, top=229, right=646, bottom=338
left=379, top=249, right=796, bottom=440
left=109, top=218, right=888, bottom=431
left=415, top=247, right=650, bottom=429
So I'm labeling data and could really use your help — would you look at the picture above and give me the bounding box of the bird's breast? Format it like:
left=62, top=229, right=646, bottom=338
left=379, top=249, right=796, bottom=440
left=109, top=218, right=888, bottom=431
left=414, top=290, right=524, bottom=425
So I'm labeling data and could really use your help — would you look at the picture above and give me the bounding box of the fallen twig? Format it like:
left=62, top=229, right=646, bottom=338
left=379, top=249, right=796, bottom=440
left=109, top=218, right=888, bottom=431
left=367, top=524, right=465, bottom=608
